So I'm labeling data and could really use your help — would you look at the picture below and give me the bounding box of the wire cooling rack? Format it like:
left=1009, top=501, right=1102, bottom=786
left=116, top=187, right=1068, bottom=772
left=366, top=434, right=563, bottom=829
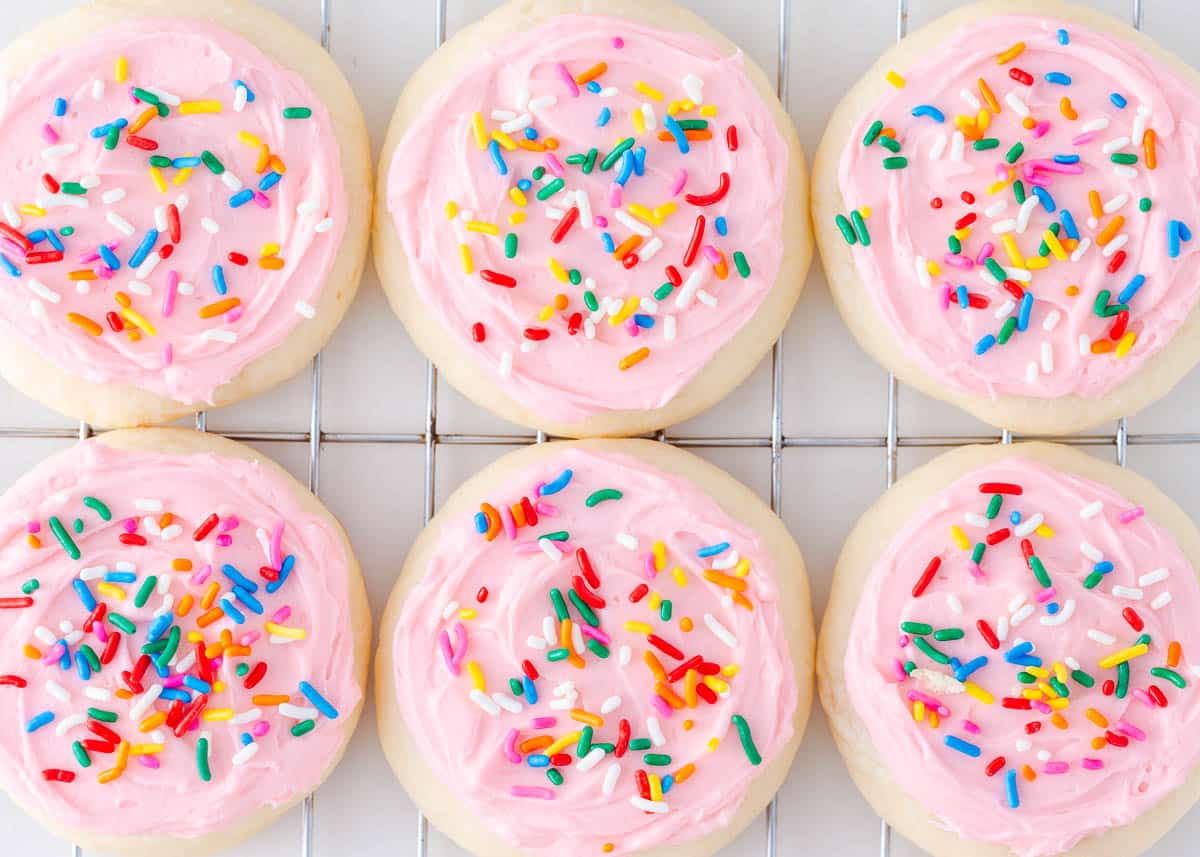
left=16, top=0, right=1184, bottom=854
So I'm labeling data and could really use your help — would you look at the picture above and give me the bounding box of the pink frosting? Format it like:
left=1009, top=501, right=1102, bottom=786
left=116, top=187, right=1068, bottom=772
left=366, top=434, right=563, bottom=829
left=387, top=16, right=787, bottom=423
left=0, top=17, right=346, bottom=404
left=0, top=439, right=360, bottom=838
left=391, top=448, right=796, bottom=855
left=837, top=16, right=1200, bottom=399
left=845, top=455, right=1200, bottom=856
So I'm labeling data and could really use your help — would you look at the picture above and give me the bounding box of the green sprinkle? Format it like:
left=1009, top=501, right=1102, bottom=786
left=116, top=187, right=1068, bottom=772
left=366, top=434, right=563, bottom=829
left=509, top=677, right=523, bottom=696
left=644, top=754, right=672, bottom=766
left=1151, top=667, right=1186, bottom=688
left=60, top=226, right=74, bottom=236
left=986, top=494, right=1003, bottom=519
left=903, top=660, right=917, bottom=674
left=108, top=613, right=135, bottom=634
left=156, top=625, right=180, bottom=669
left=1093, top=290, right=1112, bottom=315
left=599, top=138, right=635, bottom=171
left=540, top=531, right=569, bottom=542
left=564, top=154, right=586, bottom=165
left=236, top=663, right=250, bottom=677
left=1049, top=678, right=1070, bottom=697
left=536, top=178, right=564, bottom=200
left=141, top=639, right=168, bottom=654
left=899, top=622, right=932, bottom=636
left=653, top=283, right=674, bottom=301
left=80, top=645, right=100, bottom=672
left=21, top=579, right=38, bottom=595
left=578, top=726, right=593, bottom=756
left=628, top=738, right=652, bottom=751
left=998, top=316, right=1018, bottom=345
left=971, top=542, right=986, bottom=565
left=72, top=740, right=91, bottom=768
left=1116, top=661, right=1130, bottom=699
left=567, top=589, right=599, bottom=627
left=1005, top=142, right=1025, bottom=163
left=282, top=106, right=312, bottom=119
left=1083, top=571, right=1104, bottom=589
left=1099, top=301, right=1128, bottom=318
left=913, top=636, right=951, bottom=665
left=104, top=125, right=120, bottom=150
left=87, top=707, right=117, bottom=723
left=586, top=639, right=610, bottom=659
left=675, top=119, right=708, bottom=131
left=149, top=155, right=172, bottom=168
left=863, top=120, right=884, bottom=146
left=1017, top=671, right=1036, bottom=684
left=592, top=742, right=614, bottom=753
left=504, top=233, right=518, bottom=258
left=200, top=150, right=225, bottom=174
left=134, top=575, right=157, bottom=608
left=985, top=257, right=1007, bottom=282
left=933, top=628, right=964, bottom=642
left=1110, top=153, right=1138, bottom=165
left=659, top=600, right=672, bottom=622
left=48, top=517, right=80, bottom=559
left=155, top=102, right=169, bottom=118
left=835, top=214, right=857, bottom=245
left=973, top=138, right=1000, bottom=151
left=1139, top=197, right=1152, bottom=212
left=731, top=714, right=762, bottom=766
left=1071, top=669, right=1095, bottom=688
left=549, top=588, right=569, bottom=622
left=582, top=147, right=598, bottom=174
left=585, top=489, right=623, bottom=507
left=584, top=291, right=599, bottom=311
left=131, top=87, right=161, bottom=106
left=733, top=251, right=751, bottom=278
left=879, top=135, right=901, bottom=153
left=1135, top=633, right=1153, bottom=647
left=291, top=719, right=315, bottom=737
left=850, top=210, right=871, bottom=246
left=546, top=768, right=564, bottom=786
left=1030, top=557, right=1051, bottom=588
left=72, top=518, right=84, bottom=534
left=546, top=647, right=570, bottom=662
left=60, top=182, right=87, bottom=196
left=568, top=268, right=582, bottom=285
left=1013, top=180, right=1026, bottom=205
left=882, top=156, right=908, bottom=170
left=948, top=234, right=962, bottom=254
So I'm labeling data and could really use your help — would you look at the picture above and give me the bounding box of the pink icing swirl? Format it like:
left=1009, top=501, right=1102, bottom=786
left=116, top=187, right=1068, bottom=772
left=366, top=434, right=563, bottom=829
left=387, top=15, right=787, bottom=423
left=837, top=16, right=1200, bottom=400
left=845, top=455, right=1200, bottom=856
left=0, top=18, right=346, bottom=404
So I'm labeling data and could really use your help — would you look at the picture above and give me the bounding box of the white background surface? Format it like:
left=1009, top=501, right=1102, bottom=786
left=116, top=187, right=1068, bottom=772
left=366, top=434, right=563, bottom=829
left=1, top=0, right=1199, bottom=855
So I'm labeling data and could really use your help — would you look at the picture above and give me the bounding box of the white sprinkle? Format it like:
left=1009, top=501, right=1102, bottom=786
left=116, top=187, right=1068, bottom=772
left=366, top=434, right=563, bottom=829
left=1016, top=739, right=1032, bottom=752
left=1040, top=342, right=1053, bottom=374
left=528, top=95, right=557, bottom=111
left=232, top=742, right=260, bottom=765
left=41, top=143, right=78, bottom=161
left=584, top=318, right=597, bottom=339
left=1040, top=599, right=1076, bottom=626
left=1066, top=657, right=1081, bottom=671
left=640, top=102, right=657, bottom=132
left=490, top=109, right=516, bottom=121
left=91, top=79, right=103, bottom=100
left=233, top=84, right=249, bottom=113
left=34, top=626, right=57, bottom=644
left=1139, top=568, right=1170, bottom=586
left=1011, top=604, right=1035, bottom=627
left=572, top=622, right=584, bottom=653
left=1070, top=237, right=1092, bottom=262
left=27, top=278, right=60, bottom=304
left=576, top=190, right=593, bottom=229
left=295, top=301, right=316, bottom=320
left=647, top=716, right=666, bottom=747
left=543, top=616, right=557, bottom=646
left=201, top=329, right=236, bottom=343
left=616, top=533, right=638, bottom=550
left=682, top=74, right=704, bottom=104
left=663, top=315, right=676, bottom=341
left=469, top=689, right=501, bottom=715
left=928, top=133, right=947, bottom=161
left=1080, top=541, right=1103, bottom=562
left=946, top=594, right=963, bottom=616
left=1005, top=92, right=1030, bottom=116
left=1111, top=585, right=1143, bottom=600
left=441, top=601, right=459, bottom=620
left=600, top=696, right=622, bottom=714
left=153, top=205, right=168, bottom=232
left=675, top=268, right=707, bottom=309
left=144, top=86, right=180, bottom=106
left=631, top=796, right=669, bottom=813
left=55, top=714, right=86, bottom=736
left=598, top=87, right=618, bottom=98
left=174, top=193, right=190, bottom=211
left=1102, top=136, right=1131, bottom=154
left=602, top=763, right=621, bottom=795
left=538, top=538, right=563, bottom=560
left=991, top=219, right=1016, bottom=235
left=1037, top=750, right=1051, bottom=762
left=915, top=256, right=932, bottom=289
left=965, top=512, right=990, bottom=529
left=492, top=693, right=523, bottom=714
left=527, top=635, right=547, bottom=650
left=40, top=193, right=88, bottom=210
left=221, top=172, right=243, bottom=192
left=1088, top=629, right=1116, bottom=645
left=1043, top=309, right=1061, bottom=331
left=1082, top=117, right=1111, bottom=133
left=950, top=131, right=965, bottom=162
left=231, top=708, right=262, bottom=725
left=500, top=113, right=532, bottom=134
left=1151, top=592, right=1173, bottom=610
left=704, top=612, right=738, bottom=647
left=640, top=236, right=663, bottom=262
left=1024, top=362, right=1038, bottom=384
left=1103, top=195, right=1130, bottom=215
left=960, top=88, right=982, bottom=111
left=1113, top=165, right=1138, bottom=179
left=1016, top=197, right=1040, bottom=233
left=577, top=746, right=606, bottom=773
left=45, top=680, right=70, bottom=702
left=64, top=629, right=83, bottom=646
left=128, top=279, right=151, bottom=296
left=201, top=217, right=220, bottom=234
left=80, top=175, right=100, bottom=189
left=1014, top=512, right=1043, bottom=537
left=135, top=498, right=163, bottom=512
left=613, top=209, right=651, bottom=237
left=130, top=684, right=163, bottom=720
left=994, top=299, right=1016, bottom=320
left=1078, top=334, right=1092, bottom=356
left=618, top=645, right=631, bottom=666
left=297, top=199, right=319, bottom=216
left=173, top=650, right=195, bottom=673
left=985, top=200, right=1008, bottom=218
left=498, top=351, right=513, bottom=378
left=178, top=281, right=194, bottom=295
left=106, top=212, right=135, bottom=236
left=695, top=289, right=717, bottom=307
left=712, top=549, right=740, bottom=570
left=997, top=616, right=1009, bottom=642
left=315, top=217, right=335, bottom=234
left=1008, top=594, right=1027, bottom=613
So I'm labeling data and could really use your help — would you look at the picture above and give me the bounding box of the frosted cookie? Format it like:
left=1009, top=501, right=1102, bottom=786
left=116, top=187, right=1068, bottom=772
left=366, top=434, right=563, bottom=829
left=376, top=0, right=809, bottom=437
left=0, top=429, right=369, bottom=856
left=377, top=439, right=812, bottom=856
left=813, top=0, right=1200, bottom=434
left=820, top=441, right=1200, bottom=857
left=0, top=0, right=370, bottom=426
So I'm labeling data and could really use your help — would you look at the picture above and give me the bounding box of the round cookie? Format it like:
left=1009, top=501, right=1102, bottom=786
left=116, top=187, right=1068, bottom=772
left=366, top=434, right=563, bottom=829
left=376, top=439, right=813, bottom=857
left=813, top=0, right=1200, bottom=435
left=375, top=0, right=809, bottom=437
left=0, top=0, right=371, bottom=427
left=0, top=428, right=370, bottom=857
left=819, top=441, right=1200, bottom=857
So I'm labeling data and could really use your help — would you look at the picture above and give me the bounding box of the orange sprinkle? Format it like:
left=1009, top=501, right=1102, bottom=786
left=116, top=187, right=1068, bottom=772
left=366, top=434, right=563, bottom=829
left=128, top=107, right=157, bottom=134
left=603, top=845, right=615, bottom=854
left=1088, top=190, right=1103, bottom=219
left=68, top=270, right=97, bottom=281
left=25, top=534, right=40, bottom=549
left=612, top=234, right=643, bottom=261
left=682, top=720, right=694, bottom=731
left=1091, top=736, right=1107, bottom=750
left=516, top=140, right=547, bottom=153
left=574, top=62, right=607, bottom=85
left=569, top=709, right=604, bottom=728
left=679, top=617, right=694, bottom=632
left=200, top=581, right=220, bottom=609
left=224, top=645, right=251, bottom=657
left=520, top=736, right=553, bottom=753
left=684, top=669, right=699, bottom=708
left=978, top=78, right=1001, bottom=113
left=196, top=606, right=224, bottom=627
left=655, top=682, right=686, bottom=709
left=23, top=644, right=40, bottom=659
left=1021, top=116, right=1036, bottom=130
left=115, top=688, right=132, bottom=700
left=1168, top=640, right=1182, bottom=668
left=702, top=569, right=747, bottom=592
left=199, top=297, right=240, bottom=319
left=655, top=129, right=712, bottom=142
left=139, top=711, right=166, bottom=732
left=205, top=641, right=224, bottom=659
left=1096, top=215, right=1125, bottom=246
left=674, top=763, right=697, bottom=784
left=543, top=138, right=559, bottom=151
left=1060, top=97, right=1077, bottom=120
left=643, top=650, right=667, bottom=683
left=114, top=291, right=131, bottom=308
left=1085, top=707, right=1109, bottom=728
left=1091, top=339, right=1114, bottom=354
left=559, top=618, right=573, bottom=652
left=175, top=593, right=194, bottom=617
left=258, top=256, right=285, bottom=270
left=255, top=144, right=271, bottom=173
left=268, top=155, right=287, bottom=174
left=553, top=293, right=568, bottom=310
left=1050, top=713, right=1069, bottom=730
left=251, top=694, right=290, bottom=706
left=97, top=767, right=123, bottom=784
left=732, top=592, right=755, bottom=611
left=878, top=128, right=896, bottom=139
left=171, top=558, right=192, bottom=571
left=619, top=347, right=650, bottom=371
left=1022, top=764, right=1037, bottom=782
left=1144, top=128, right=1157, bottom=170
left=158, top=513, right=173, bottom=528
left=1066, top=285, right=1080, bottom=297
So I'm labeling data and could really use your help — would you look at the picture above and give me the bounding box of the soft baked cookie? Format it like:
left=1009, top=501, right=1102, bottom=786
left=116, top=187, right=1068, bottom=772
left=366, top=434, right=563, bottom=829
left=0, top=428, right=369, bottom=856
left=375, top=0, right=809, bottom=437
left=820, top=441, right=1200, bottom=857
left=376, top=439, right=813, bottom=857
left=813, top=0, right=1200, bottom=434
left=0, top=0, right=371, bottom=427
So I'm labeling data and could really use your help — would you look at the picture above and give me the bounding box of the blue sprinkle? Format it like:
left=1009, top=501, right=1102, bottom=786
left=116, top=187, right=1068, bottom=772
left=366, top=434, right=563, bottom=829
left=1011, top=654, right=1044, bottom=668
left=26, top=229, right=47, bottom=245
left=58, top=643, right=71, bottom=671
left=1053, top=154, right=1080, bottom=165
left=517, top=179, right=532, bottom=192
left=1060, top=210, right=1079, bottom=241
left=1005, top=641, right=1034, bottom=663
left=1032, top=186, right=1056, bottom=213
left=523, top=675, right=538, bottom=705
left=663, top=114, right=689, bottom=154
left=75, top=650, right=91, bottom=681
left=221, top=564, right=258, bottom=593
left=954, top=656, right=989, bottom=682
left=234, top=79, right=256, bottom=102
left=661, top=774, right=675, bottom=794
left=172, top=156, right=202, bottom=168
left=53, top=97, right=67, bottom=117
left=47, top=230, right=63, bottom=252
left=299, top=680, right=340, bottom=719
left=183, top=675, right=212, bottom=694
left=540, top=469, right=573, bottom=496
left=1110, top=92, right=1128, bottom=109
left=1017, top=292, right=1033, bottom=331
left=0, top=256, right=20, bottom=277
left=25, top=711, right=54, bottom=733
left=99, top=244, right=120, bottom=271
left=232, top=586, right=264, bottom=615
left=212, top=264, right=228, bottom=295
left=523, top=127, right=538, bottom=140
left=1044, top=72, right=1072, bottom=86
left=219, top=596, right=246, bottom=625
left=153, top=662, right=169, bottom=679
left=159, top=687, right=192, bottom=703
left=474, top=512, right=488, bottom=534
left=585, top=81, right=601, bottom=94
left=1047, top=602, right=1060, bottom=615
left=633, top=146, right=646, bottom=176
left=265, top=554, right=295, bottom=595
left=949, top=657, right=962, bottom=671
left=1094, top=561, right=1115, bottom=575
left=1010, top=511, right=1022, bottom=525
left=911, top=104, right=945, bottom=123
left=1057, top=28, right=1070, bottom=45
left=527, top=754, right=551, bottom=768
left=1117, top=274, right=1146, bottom=304
left=615, top=150, right=635, bottom=186
left=241, top=732, right=254, bottom=746
left=71, top=578, right=96, bottom=611
left=596, top=107, right=611, bottom=127
left=944, top=735, right=982, bottom=757
left=146, top=613, right=172, bottom=643
left=975, top=334, right=997, bottom=355
left=600, top=232, right=615, bottom=253
left=956, top=284, right=968, bottom=309
left=103, top=572, right=136, bottom=583
left=258, top=171, right=282, bottom=191
left=1169, top=221, right=1183, bottom=258
left=1006, top=769, right=1020, bottom=808
left=88, top=118, right=127, bottom=138
left=127, top=228, right=158, bottom=268
left=488, top=139, right=507, bottom=176
left=229, top=189, right=254, bottom=208
left=715, top=216, right=728, bottom=236
left=633, top=314, right=655, bottom=329
left=697, top=542, right=731, bottom=558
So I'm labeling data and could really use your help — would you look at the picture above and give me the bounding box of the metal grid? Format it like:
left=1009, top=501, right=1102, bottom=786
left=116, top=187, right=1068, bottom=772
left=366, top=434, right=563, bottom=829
left=19, top=0, right=1175, bottom=854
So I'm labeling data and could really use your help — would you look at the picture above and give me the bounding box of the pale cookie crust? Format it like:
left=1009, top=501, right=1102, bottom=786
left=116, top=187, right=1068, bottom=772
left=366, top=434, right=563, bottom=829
left=818, top=441, right=1200, bottom=857
left=3, top=427, right=371, bottom=857
left=0, top=0, right=372, bottom=428
left=812, top=0, right=1200, bottom=436
left=374, top=0, right=810, bottom=438
left=376, top=438, right=814, bottom=857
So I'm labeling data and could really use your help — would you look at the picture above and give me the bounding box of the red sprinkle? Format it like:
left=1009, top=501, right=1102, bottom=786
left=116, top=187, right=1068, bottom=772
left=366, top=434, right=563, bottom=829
left=1105, top=730, right=1129, bottom=747
left=979, top=482, right=1022, bottom=495
left=726, top=125, right=739, bottom=151
left=1109, top=309, right=1129, bottom=341
left=87, top=720, right=120, bottom=744
left=1025, top=721, right=1042, bottom=734
left=41, top=173, right=60, bottom=194
left=25, top=250, right=64, bottom=264
left=42, top=769, right=74, bottom=783
left=119, top=533, right=147, bottom=546
left=577, top=549, right=600, bottom=589
left=550, top=205, right=579, bottom=244
left=550, top=753, right=571, bottom=767
left=131, top=653, right=151, bottom=683
left=259, top=565, right=280, bottom=582
left=967, top=293, right=989, bottom=309
left=1020, top=538, right=1035, bottom=565
left=566, top=312, right=582, bottom=336
left=0, top=675, right=27, bottom=688
left=665, top=265, right=682, bottom=287
left=634, top=769, right=650, bottom=799
left=173, top=694, right=208, bottom=737
left=954, top=212, right=977, bottom=230
left=666, top=655, right=704, bottom=684
left=167, top=204, right=182, bottom=243
left=1107, top=250, right=1127, bottom=273
left=480, top=269, right=517, bottom=288
left=1122, top=607, right=1144, bottom=632
left=0, top=597, right=33, bottom=608
left=520, top=496, right=538, bottom=526
left=911, top=556, right=941, bottom=598
left=628, top=583, right=649, bottom=603
left=985, top=756, right=1006, bottom=776
left=158, top=243, right=174, bottom=260
left=83, top=602, right=108, bottom=632
left=1002, top=697, right=1032, bottom=709
left=471, top=322, right=485, bottom=343
left=0, top=223, right=32, bottom=253
left=106, top=311, right=125, bottom=332
left=1009, top=67, right=1034, bottom=85
left=100, top=631, right=120, bottom=665
left=165, top=699, right=184, bottom=728
left=81, top=739, right=115, bottom=753
left=695, top=683, right=718, bottom=704
left=228, top=252, right=248, bottom=266
left=685, top=172, right=731, bottom=207
left=615, top=718, right=631, bottom=758
left=244, top=661, right=267, bottom=689
left=621, top=252, right=639, bottom=270
left=986, top=527, right=1011, bottom=545
left=572, top=576, right=605, bottom=609
left=930, top=197, right=943, bottom=209
left=1149, top=685, right=1168, bottom=707
left=125, top=134, right=158, bottom=151
left=646, top=634, right=684, bottom=660
left=192, top=513, right=219, bottom=541
left=521, top=659, right=539, bottom=681
left=1102, top=679, right=1115, bottom=696
left=476, top=586, right=489, bottom=603
left=961, top=191, right=976, bottom=204
left=1002, top=279, right=1025, bottom=300
left=523, top=327, right=549, bottom=341
left=682, top=215, right=705, bottom=267
left=977, top=619, right=1000, bottom=650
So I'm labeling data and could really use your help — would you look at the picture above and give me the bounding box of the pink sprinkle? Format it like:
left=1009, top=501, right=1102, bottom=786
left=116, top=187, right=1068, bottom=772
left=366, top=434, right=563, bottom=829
left=122, top=518, right=137, bottom=533
left=612, top=36, right=624, bottom=48
left=1071, top=131, right=1098, bottom=146
left=532, top=481, right=546, bottom=496
left=239, top=631, right=260, bottom=646
left=163, top=675, right=185, bottom=688
left=162, top=270, right=178, bottom=317
left=271, top=606, right=291, bottom=624
left=26, top=522, right=40, bottom=534
left=625, top=317, right=640, bottom=337
left=535, top=502, right=557, bottom=517
left=701, top=245, right=721, bottom=265
left=962, top=720, right=981, bottom=735
left=161, top=343, right=172, bottom=368
left=531, top=716, right=557, bottom=729
left=579, top=624, right=610, bottom=646
left=643, top=553, right=657, bottom=579
left=500, top=505, right=517, bottom=540
left=555, top=63, right=580, bottom=97
left=891, top=659, right=907, bottom=681
left=939, top=284, right=952, bottom=311
left=252, top=191, right=270, bottom=209
left=503, top=728, right=521, bottom=763
left=93, top=623, right=108, bottom=643
left=1081, top=758, right=1104, bottom=770
left=608, top=182, right=622, bottom=208
left=42, top=642, right=65, bottom=664
left=251, top=720, right=270, bottom=737
left=1036, top=587, right=1057, bottom=603
left=211, top=656, right=223, bottom=670
left=544, top=154, right=564, bottom=178
left=1043, top=761, right=1069, bottom=774
left=650, top=695, right=674, bottom=718
left=218, top=516, right=240, bottom=533
left=943, top=253, right=974, bottom=270
left=136, top=755, right=160, bottom=769
left=1119, top=506, right=1145, bottom=524
left=1025, top=173, right=1052, bottom=188
left=670, top=169, right=688, bottom=196
left=975, top=242, right=995, bottom=264
left=1032, top=700, right=1052, bottom=714
left=1116, top=720, right=1147, bottom=740
left=190, top=564, right=213, bottom=586
left=967, top=562, right=986, bottom=582
left=269, top=520, right=284, bottom=569
left=898, top=634, right=910, bottom=647
left=94, top=266, right=115, bottom=280
left=906, top=690, right=945, bottom=712
left=594, top=215, right=608, bottom=229
left=511, top=785, right=555, bottom=800
left=216, top=534, right=232, bottom=547
left=438, top=630, right=459, bottom=675
left=513, top=541, right=543, bottom=554
left=41, top=123, right=59, bottom=144
left=1032, top=121, right=1051, bottom=138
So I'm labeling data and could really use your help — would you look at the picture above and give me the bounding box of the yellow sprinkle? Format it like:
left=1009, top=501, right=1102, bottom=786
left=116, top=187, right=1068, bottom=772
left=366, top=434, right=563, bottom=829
left=928, top=710, right=940, bottom=729
left=95, top=582, right=126, bottom=600
left=444, top=202, right=460, bottom=221
left=548, top=258, right=569, bottom=282
left=672, top=566, right=687, bottom=587
left=706, top=737, right=720, bottom=752
left=609, top=296, right=640, bottom=326
left=1043, top=229, right=1068, bottom=261
left=465, top=221, right=500, bottom=236
left=1086, top=707, right=1109, bottom=728
left=950, top=525, right=970, bottom=550
left=987, top=179, right=1011, bottom=195
left=733, top=558, right=751, bottom=578
left=722, top=664, right=740, bottom=677
left=508, top=187, right=527, bottom=207
left=679, top=100, right=695, bottom=112
left=648, top=591, right=662, bottom=610
left=634, top=81, right=664, bottom=101
left=627, top=203, right=660, bottom=227
left=238, top=132, right=261, bottom=147
left=953, top=227, right=971, bottom=242
left=120, top=308, right=156, bottom=336
left=1001, top=235, right=1024, bottom=267
left=201, top=708, right=234, bottom=722
left=1048, top=697, right=1069, bottom=710
left=537, top=305, right=554, bottom=322
left=460, top=244, right=473, bottom=274
left=996, top=42, right=1026, bottom=64
left=114, top=56, right=128, bottom=83
left=913, top=700, right=926, bottom=721
left=650, top=540, right=667, bottom=572
left=173, top=165, right=193, bottom=187
left=261, top=242, right=280, bottom=258
left=471, top=112, right=488, bottom=149
left=699, top=105, right=717, bottom=117
left=149, top=167, right=167, bottom=194
left=648, top=772, right=663, bottom=801
left=1026, top=665, right=1050, bottom=678
left=1022, top=689, right=1044, bottom=700
left=1053, top=662, right=1069, bottom=684
left=963, top=681, right=995, bottom=704
left=652, top=202, right=678, bottom=221
left=1115, top=331, right=1137, bottom=358
left=490, top=130, right=518, bottom=152
left=129, top=743, right=164, bottom=755
left=1025, top=256, right=1049, bottom=270
left=624, top=621, right=653, bottom=634
left=632, top=108, right=646, bottom=135
left=1099, top=643, right=1148, bottom=670
left=18, top=204, right=45, bottom=217
left=1037, top=681, right=1059, bottom=700
left=1035, top=524, right=1055, bottom=538
left=927, top=260, right=942, bottom=276
left=179, top=100, right=222, bottom=115
left=186, top=631, right=203, bottom=643
left=139, top=712, right=168, bottom=733
left=466, top=660, right=486, bottom=693
left=885, top=70, right=906, bottom=88
left=702, top=675, right=729, bottom=695
left=544, top=732, right=581, bottom=756
left=97, top=767, right=124, bottom=784
left=509, top=211, right=525, bottom=225
left=264, top=622, right=306, bottom=640
left=459, top=609, right=477, bottom=621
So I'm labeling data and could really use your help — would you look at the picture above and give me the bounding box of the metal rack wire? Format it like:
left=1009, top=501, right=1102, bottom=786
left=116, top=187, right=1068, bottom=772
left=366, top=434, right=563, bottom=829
left=34, top=0, right=1175, bottom=853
